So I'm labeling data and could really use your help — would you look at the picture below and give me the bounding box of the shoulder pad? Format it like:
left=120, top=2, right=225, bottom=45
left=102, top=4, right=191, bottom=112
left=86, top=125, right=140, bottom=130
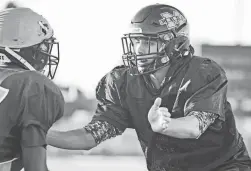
left=192, top=56, right=226, bottom=83
left=109, top=65, right=128, bottom=81
left=95, top=65, right=128, bottom=96
left=112, top=65, right=126, bottom=71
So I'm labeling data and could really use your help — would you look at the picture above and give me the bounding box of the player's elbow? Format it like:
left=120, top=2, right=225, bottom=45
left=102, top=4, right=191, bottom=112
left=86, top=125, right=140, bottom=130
left=82, top=134, right=97, bottom=150
left=175, top=127, right=200, bottom=139
left=186, top=116, right=201, bottom=139
left=189, top=127, right=201, bottom=139
left=79, top=129, right=97, bottom=150
left=179, top=127, right=200, bottom=139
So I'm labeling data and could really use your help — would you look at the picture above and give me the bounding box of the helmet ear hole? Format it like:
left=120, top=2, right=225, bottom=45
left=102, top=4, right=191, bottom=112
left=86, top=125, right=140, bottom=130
left=17, top=42, right=50, bottom=71
left=161, top=56, right=169, bottom=64
left=41, top=27, right=47, bottom=35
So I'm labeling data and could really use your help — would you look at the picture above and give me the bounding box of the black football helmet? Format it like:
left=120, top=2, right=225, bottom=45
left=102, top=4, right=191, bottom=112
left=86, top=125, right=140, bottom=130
left=0, top=7, right=60, bottom=79
left=122, top=4, right=192, bottom=75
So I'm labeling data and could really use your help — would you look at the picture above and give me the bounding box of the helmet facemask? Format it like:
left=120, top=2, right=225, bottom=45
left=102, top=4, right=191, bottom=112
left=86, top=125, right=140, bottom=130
left=122, top=30, right=189, bottom=76
left=38, top=37, right=60, bottom=79
left=2, top=37, right=60, bottom=79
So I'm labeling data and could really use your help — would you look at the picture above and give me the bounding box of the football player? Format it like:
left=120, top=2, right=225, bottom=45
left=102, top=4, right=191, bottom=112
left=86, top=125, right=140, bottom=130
left=47, top=4, right=251, bottom=171
left=0, top=8, right=64, bottom=171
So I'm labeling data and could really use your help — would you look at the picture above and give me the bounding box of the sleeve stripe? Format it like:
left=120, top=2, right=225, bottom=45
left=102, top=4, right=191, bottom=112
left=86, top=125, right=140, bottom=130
left=84, top=120, right=124, bottom=145
left=0, top=86, right=9, bottom=104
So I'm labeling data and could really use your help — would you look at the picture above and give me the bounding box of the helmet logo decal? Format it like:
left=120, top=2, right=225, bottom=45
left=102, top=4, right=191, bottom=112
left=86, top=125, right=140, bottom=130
left=159, top=11, right=186, bottom=29
left=38, top=21, right=49, bottom=35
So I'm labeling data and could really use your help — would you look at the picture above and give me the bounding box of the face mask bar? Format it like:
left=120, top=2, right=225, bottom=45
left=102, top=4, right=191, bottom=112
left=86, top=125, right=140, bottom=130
left=39, top=38, right=60, bottom=79
left=121, top=32, right=170, bottom=75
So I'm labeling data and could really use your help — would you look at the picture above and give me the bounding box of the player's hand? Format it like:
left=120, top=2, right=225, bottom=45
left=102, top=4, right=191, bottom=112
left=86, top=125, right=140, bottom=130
left=148, top=97, right=171, bottom=133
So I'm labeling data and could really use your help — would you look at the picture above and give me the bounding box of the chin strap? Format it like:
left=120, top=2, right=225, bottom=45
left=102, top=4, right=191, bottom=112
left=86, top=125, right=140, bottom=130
left=5, top=47, right=35, bottom=71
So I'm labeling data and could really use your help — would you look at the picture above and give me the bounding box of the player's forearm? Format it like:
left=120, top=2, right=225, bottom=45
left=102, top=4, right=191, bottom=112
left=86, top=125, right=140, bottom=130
left=159, top=116, right=200, bottom=139
left=46, top=128, right=96, bottom=150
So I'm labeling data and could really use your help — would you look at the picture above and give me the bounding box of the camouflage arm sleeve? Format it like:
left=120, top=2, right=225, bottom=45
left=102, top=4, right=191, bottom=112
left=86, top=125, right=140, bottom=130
left=188, top=111, right=218, bottom=138
left=84, top=120, right=124, bottom=145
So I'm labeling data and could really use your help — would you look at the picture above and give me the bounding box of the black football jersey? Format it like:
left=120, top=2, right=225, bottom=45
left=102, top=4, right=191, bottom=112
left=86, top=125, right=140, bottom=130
left=0, top=68, right=64, bottom=163
left=91, top=55, right=245, bottom=170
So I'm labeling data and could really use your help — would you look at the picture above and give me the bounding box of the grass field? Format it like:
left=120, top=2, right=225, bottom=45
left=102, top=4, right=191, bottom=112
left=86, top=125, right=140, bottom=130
left=48, top=155, right=147, bottom=171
